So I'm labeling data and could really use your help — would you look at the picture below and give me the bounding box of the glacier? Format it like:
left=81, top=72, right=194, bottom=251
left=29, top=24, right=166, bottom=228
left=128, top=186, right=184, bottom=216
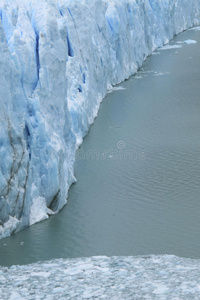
left=1, top=255, right=200, bottom=299
left=0, top=0, right=200, bottom=238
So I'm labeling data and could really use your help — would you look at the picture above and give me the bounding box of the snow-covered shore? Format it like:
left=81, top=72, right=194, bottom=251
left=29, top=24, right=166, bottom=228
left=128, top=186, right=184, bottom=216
left=0, top=0, right=200, bottom=238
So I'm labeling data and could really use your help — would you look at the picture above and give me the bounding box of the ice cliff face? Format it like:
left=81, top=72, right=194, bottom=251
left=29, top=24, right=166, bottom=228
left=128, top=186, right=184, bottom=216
left=0, top=0, right=200, bottom=238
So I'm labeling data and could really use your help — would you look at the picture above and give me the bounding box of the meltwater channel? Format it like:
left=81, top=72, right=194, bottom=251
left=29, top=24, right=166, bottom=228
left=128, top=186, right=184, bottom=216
left=0, top=28, right=200, bottom=267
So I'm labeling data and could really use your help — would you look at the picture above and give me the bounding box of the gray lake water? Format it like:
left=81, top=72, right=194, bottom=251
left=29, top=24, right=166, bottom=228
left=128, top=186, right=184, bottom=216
left=0, top=28, right=200, bottom=267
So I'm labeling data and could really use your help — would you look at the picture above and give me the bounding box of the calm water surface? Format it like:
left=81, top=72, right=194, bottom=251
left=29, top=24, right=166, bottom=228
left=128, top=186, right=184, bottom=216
left=1, top=29, right=200, bottom=267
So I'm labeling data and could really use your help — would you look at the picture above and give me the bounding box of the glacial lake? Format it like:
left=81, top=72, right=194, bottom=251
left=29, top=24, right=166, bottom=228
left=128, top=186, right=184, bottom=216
left=0, top=28, right=200, bottom=267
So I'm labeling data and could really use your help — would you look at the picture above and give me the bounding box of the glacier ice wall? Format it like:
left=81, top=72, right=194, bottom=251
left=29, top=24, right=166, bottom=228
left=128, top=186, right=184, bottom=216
left=0, top=0, right=200, bottom=238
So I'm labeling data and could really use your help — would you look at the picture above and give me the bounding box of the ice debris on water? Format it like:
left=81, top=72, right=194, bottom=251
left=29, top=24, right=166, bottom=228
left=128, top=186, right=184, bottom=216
left=1, top=255, right=200, bottom=299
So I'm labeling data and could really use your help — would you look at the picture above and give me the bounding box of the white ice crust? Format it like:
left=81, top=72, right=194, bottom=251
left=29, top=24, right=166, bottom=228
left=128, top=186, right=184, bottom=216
left=1, top=255, right=200, bottom=299
left=0, top=0, right=200, bottom=238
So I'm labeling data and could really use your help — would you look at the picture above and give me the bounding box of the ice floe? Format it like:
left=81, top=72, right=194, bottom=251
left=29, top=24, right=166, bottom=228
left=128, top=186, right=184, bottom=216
left=1, top=255, right=200, bottom=299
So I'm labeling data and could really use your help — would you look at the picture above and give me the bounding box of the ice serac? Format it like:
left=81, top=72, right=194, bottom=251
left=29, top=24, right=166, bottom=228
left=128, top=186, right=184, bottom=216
left=0, top=0, right=200, bottom=238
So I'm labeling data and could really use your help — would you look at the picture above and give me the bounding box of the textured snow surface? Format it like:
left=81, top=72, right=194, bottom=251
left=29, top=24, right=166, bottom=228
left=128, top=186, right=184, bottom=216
left=0, top=0, right=200, bottom=238
left=1, top=255, right=200, bottom=299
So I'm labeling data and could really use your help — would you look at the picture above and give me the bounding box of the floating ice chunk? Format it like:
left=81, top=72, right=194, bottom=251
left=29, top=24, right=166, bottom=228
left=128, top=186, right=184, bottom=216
left=177, top=39, right=197, bottom=44
left=31, top=272, right=50, bottom=278
left=160, top=44, right=182, bottom=50
left=108, top=86, right=126, bottom=93
left=135, top=76, right=143, bottom=79
left=153, top=285, right=169, bottom=295
left=189, top=26, right=200, bottom=31
left=112, top=86, right=126, bottom=91
left=153, top=72, right=170, bottom=77
left=8, top=292, right=24, bottom=300
left=183, top=39, right=197, bottom=44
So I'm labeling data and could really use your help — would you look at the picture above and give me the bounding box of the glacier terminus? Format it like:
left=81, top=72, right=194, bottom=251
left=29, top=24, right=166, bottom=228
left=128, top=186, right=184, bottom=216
left=0, top=0, right=200, bottom=238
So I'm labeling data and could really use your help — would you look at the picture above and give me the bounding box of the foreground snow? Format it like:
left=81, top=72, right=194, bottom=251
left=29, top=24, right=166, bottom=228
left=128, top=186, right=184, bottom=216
left=0, top=0, right=200, bottom=238
left=1, top=255, right=200, bottom=299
